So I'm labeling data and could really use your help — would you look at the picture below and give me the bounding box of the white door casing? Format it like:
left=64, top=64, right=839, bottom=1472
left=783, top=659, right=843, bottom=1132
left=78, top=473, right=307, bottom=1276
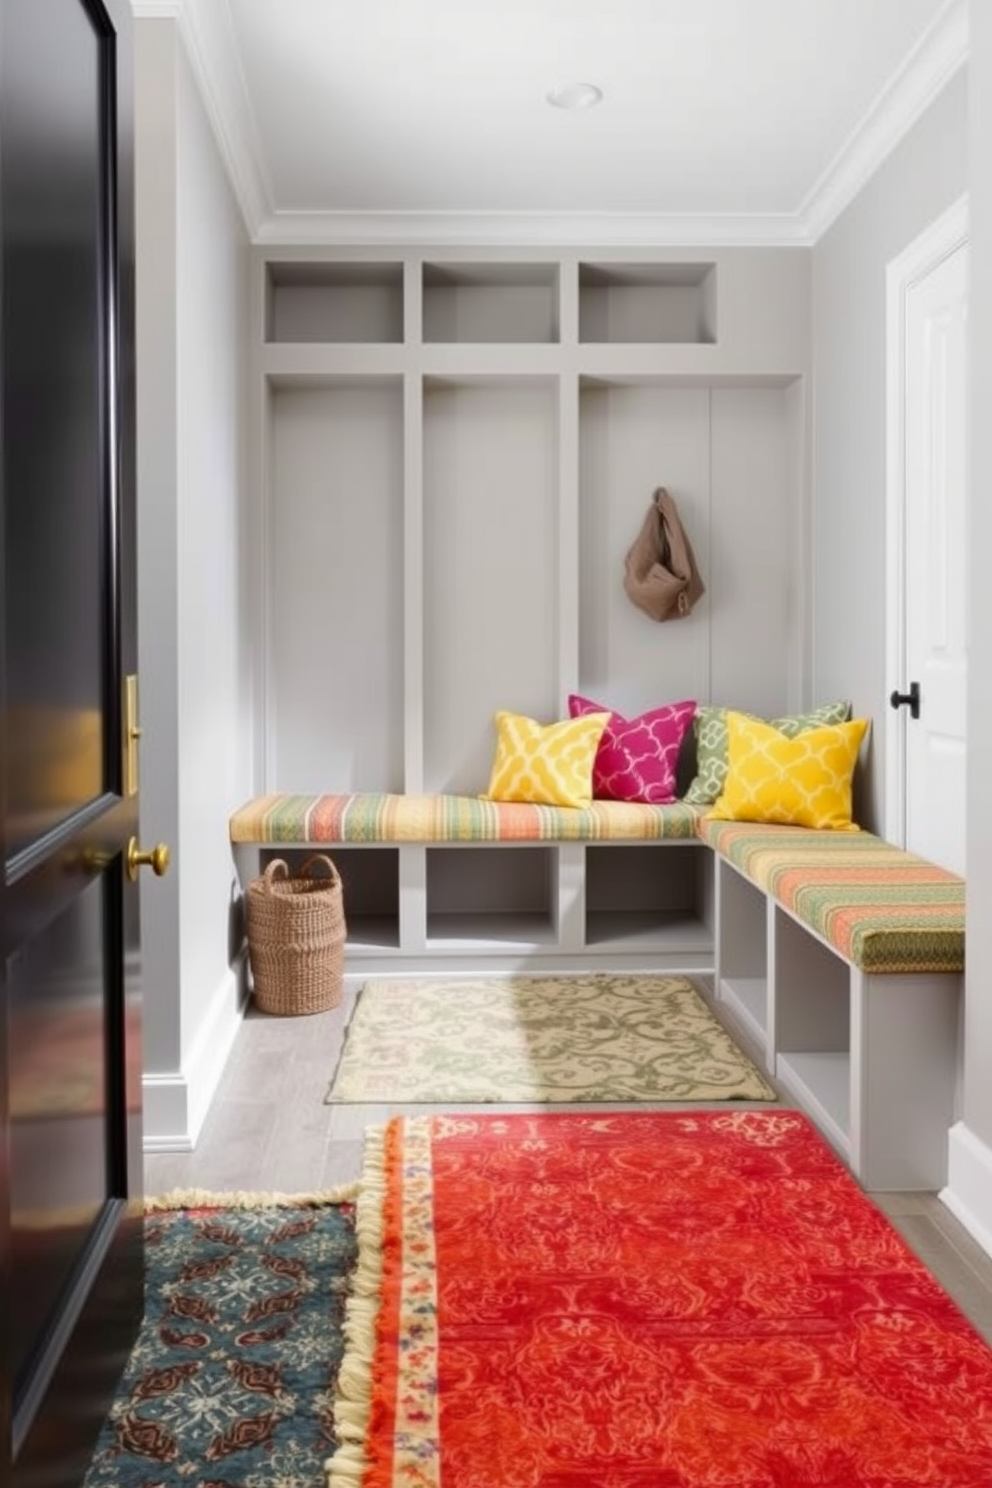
left=886, top=197, right=968, bottom=875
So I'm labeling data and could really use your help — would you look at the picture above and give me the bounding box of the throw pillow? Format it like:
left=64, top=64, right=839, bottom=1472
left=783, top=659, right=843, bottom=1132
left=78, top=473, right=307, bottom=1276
left=683, top=699, right=852, bottom=805
left=481, top=710, right=611, bottom=809
left=568, top=694, right=697, bottom=804
left=708, top=712, right=869, bottom=830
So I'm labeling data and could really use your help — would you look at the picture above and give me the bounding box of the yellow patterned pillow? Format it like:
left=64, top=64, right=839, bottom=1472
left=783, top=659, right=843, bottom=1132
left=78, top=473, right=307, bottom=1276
left=482, top=710, right=611, bottom=808
left=708, top=713, right=869, bottom=830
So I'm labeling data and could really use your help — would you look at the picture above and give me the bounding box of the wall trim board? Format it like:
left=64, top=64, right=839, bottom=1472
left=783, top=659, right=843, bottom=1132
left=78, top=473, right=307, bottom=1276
left=941, top=1120, right=992, bottom=1263
left=143, top=965, right=247, bottom=1151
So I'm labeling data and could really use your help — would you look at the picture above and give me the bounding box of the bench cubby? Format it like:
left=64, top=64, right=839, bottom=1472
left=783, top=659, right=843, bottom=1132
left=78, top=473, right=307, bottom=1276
left=584, top=842, right=713, bottom=963
left=258, top=846, right=402, bottom=953
left=714, top=852, right=769, bottom=1049
left=771, top=903, right=852, bottom=1158
left=425, top=845, right=558, bottom=948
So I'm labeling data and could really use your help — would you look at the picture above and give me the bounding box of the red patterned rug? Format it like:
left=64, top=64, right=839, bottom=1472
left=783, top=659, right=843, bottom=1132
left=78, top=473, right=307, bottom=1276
left=328, top=1110, right=992, bottom=1488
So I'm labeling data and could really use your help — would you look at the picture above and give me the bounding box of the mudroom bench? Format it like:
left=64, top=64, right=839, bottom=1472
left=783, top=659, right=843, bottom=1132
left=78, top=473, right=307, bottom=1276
left=702, top=819, right=966, bottom=1191
left=229, top=792, right=714, bottom=976
left=230, top=794, right=966, bottom=1187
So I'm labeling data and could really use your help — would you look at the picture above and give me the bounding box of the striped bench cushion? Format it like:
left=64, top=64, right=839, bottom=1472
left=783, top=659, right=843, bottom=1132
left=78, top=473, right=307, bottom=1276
left=230, top=792, right=705, bottom=844
left=699, top=820, right=965, bottom=975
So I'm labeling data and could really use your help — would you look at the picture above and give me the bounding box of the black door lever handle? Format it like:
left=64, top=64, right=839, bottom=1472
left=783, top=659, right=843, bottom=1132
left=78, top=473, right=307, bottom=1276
left=889, top=681, right=920, bottom=719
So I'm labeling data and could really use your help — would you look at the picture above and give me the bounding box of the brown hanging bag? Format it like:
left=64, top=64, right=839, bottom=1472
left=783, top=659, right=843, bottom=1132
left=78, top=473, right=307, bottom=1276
left=623, top=486, right=705, bottom=621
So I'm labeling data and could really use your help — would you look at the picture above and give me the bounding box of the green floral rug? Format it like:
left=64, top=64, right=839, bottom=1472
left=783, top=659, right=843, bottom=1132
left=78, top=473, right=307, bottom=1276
left=327, top=974, right=776, bottom=1103
left=83, top=1189, right=357, bottom=1488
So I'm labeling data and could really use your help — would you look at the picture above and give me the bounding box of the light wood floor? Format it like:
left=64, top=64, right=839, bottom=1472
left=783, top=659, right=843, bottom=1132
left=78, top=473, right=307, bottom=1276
left=144, top=976, right=992, bottom=1347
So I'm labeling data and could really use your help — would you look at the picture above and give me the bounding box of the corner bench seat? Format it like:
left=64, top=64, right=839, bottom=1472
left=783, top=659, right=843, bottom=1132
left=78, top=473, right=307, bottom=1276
left=698, top=819, right=965, bottom=975
left=229, top=792, right=704, bottom=844
left=700, top=818, right=964, bottom=1191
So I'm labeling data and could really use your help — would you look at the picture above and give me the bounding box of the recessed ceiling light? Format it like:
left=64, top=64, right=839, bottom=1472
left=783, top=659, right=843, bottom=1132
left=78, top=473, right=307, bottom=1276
left=546, top=82, right=603, bottom=111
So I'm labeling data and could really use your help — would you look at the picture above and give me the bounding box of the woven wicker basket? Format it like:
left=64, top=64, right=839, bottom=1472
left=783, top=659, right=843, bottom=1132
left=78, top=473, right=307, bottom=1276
left=246, top=854, right=346, bottom=1015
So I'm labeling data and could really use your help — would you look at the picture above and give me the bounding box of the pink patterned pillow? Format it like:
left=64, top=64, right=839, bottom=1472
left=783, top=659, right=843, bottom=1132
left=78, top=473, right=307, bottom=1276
left=567, top=695, right=697, bottom=804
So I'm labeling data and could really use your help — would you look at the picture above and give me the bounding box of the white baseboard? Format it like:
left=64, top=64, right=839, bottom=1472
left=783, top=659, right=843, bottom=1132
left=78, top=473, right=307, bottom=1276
left=142, top=963, right=248, bottom=1150
left=940, top=1120, right=992, bottom=1261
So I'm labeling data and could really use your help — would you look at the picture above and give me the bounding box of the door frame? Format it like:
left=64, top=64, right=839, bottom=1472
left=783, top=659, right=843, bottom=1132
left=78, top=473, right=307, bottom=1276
left=884, top=193, right=968, bottom=846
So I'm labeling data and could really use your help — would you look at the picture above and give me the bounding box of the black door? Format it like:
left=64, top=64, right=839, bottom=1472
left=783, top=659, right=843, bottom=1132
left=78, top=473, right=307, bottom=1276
left=1, top=1, right=145, bottom=1483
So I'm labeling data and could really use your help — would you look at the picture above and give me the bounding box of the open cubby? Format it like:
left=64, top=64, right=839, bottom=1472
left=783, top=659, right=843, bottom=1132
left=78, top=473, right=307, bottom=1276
left=578, top=380, right=797, bottom=718
left=584, top=843, right=711, bottom=955
left=425, top=846, right=557, bottom=946
left=579, top=261, right=716, bottom=344
left=715, top=859, right=769, bottom=1055
left=267, top=379, right=405, bottom=793
left=422, top=262, right=559, bottom=343
left=260, top=846, right=401, bottom=951
left=578, top=380, right=712, bottom=710
left=422, top=377, right=560, bottom=793
left=773, top=906, right=852, bottom=1153
left=265, top=261, right=404, bottom=344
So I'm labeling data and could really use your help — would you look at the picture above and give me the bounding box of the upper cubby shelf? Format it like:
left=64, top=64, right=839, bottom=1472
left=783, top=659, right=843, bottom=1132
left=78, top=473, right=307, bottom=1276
left=422, top=262, right=559, bottom=344
left=265, top=261, right=404, bottom=344
left=579, top=262, right=717, bottom=344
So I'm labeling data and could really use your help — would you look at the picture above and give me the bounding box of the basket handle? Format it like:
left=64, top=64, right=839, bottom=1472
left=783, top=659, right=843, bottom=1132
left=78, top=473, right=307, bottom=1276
left=299, top=853, right=341, bottom=885
left=262, top=858, right=290, bottom=891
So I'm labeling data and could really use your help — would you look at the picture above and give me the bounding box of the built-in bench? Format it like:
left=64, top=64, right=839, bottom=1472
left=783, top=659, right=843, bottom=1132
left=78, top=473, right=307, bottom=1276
left=230, top=792, right=966, bottom=1189
left=700, top=819, right=965, bottom=1191
left=229, top=792, right=712, bottom=976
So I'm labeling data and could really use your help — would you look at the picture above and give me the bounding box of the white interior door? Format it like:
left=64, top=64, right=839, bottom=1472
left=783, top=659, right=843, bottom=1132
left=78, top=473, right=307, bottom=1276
left=886, top=202, right=968, bottom=875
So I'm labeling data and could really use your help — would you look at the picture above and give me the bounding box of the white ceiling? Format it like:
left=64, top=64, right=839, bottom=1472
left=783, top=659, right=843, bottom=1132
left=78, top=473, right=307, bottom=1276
left=153, top=0, right=967, bottom=244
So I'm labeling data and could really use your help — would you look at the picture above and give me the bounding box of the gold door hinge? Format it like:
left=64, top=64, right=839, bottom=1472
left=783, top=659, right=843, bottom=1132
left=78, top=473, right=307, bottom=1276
left=123, top=674, right=142, bottom=798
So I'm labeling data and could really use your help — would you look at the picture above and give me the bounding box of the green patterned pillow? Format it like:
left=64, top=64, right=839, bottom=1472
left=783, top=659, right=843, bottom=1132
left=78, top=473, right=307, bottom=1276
left=682, top=700, right=852, bottom=805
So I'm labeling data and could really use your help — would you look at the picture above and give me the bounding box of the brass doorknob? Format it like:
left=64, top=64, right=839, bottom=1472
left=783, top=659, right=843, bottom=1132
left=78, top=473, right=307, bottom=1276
left=126, top=837, right=171, bottom=882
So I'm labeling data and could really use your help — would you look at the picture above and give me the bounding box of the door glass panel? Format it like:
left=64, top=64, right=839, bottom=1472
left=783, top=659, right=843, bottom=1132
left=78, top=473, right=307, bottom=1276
left=8, top=876, right=110, bottom=1396
left=1, top=0, right=109, bottom=858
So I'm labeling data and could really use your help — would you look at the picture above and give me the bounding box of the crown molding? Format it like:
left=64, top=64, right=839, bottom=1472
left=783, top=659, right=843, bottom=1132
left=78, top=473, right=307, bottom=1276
left=134, top=0, right=967, bottom=251
left=253, top=209, right=813, bottom=249
left=801, top=0, right=968, bottom=241
left=131, top=0, right=271, bottom=238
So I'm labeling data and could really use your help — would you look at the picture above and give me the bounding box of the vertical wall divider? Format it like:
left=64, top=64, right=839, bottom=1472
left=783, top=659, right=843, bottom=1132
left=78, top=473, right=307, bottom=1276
left=558, top=255, right=579, bottom=347
left=403, top=256, right=422, bottom=345
left=785, top=374, right=813, bottom=711
left=558, top=371, right=580, bottom=703
left=249, top=256, right=273, bottom=790
left=402, top=262, right=426, bottom=952
left=403, top=369, right=425, bottom=793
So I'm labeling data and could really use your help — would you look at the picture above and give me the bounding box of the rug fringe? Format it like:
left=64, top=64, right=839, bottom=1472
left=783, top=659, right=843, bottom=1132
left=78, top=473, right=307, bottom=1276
left=145, top=1184, right=360, bottom=1213
left=324, top=1123, right=388, bottom=1488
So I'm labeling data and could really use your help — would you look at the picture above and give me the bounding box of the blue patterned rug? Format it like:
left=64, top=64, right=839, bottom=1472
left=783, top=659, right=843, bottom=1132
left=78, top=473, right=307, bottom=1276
left=83, top=1190, right=357, bottom=1488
